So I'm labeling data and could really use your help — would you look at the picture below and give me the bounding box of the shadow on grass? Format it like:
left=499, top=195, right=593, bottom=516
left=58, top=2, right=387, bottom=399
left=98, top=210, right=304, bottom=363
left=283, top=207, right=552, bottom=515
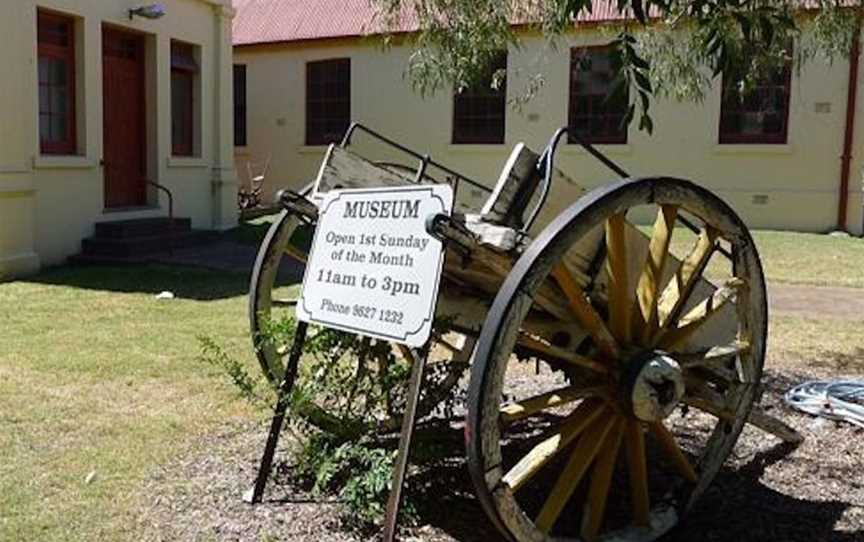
left=26, top=263, right=251, bottom=301
left=222, top=219, right=278, bottom=247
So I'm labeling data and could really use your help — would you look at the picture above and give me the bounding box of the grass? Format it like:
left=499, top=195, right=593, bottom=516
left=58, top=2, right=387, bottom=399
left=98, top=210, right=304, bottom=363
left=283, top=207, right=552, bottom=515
left=649, top=227, right=864, bottom=289
left=0, top=265, right=258, bottom=542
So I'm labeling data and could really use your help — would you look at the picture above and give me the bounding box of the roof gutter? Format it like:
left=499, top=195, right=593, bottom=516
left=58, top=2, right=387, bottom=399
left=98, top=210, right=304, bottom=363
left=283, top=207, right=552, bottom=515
left=837, top=20, right=862, bottom=232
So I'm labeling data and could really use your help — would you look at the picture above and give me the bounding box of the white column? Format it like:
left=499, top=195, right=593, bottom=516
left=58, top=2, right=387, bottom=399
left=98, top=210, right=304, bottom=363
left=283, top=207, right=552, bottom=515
left=209, top=1, right=239, bottom=230
left=0, top=1, right=40, bottom=279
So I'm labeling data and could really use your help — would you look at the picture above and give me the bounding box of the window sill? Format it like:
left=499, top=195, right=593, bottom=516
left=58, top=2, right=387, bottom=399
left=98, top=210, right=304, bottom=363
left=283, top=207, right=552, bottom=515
left=33, top=155, right=96, bottom=170
left=447, top=144, right=508, bottom=154
left=561, top=143, right=632, bottom=156
left=167, top=156, right=208, bottom=168
left=713, top=144, right=793, bottom=155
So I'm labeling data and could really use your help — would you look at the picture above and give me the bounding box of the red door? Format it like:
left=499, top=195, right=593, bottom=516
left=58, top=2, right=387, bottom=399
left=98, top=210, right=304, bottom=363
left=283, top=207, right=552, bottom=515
left=102, top=28, right=146, bottom=208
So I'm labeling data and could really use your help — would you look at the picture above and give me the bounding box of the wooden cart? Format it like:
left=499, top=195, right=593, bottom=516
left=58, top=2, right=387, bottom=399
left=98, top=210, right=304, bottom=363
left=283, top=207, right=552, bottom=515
left=247, top=123, right=801, bottom=542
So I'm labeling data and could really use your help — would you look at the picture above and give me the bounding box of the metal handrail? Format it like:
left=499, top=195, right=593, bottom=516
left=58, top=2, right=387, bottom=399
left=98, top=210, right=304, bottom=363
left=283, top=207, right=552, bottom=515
left=147, top=180, right=175, bottom=255
left=340, top=122, right=493, bottom=197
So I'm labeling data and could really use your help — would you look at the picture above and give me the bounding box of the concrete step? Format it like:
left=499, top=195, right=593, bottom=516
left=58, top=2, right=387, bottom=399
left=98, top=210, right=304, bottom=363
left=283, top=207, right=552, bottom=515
left=93, top=217, right=192, bottom=239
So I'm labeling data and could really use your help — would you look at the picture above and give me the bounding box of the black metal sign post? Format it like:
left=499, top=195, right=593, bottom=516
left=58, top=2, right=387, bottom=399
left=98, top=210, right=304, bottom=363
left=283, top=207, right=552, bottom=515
left=382, top=344, right=430, bottom=542
left=244, top=321, right=309, bottom=505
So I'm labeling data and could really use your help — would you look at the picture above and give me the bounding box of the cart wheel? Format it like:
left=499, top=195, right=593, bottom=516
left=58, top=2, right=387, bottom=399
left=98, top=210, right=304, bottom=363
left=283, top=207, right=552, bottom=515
left=249, top=197, right=471, bottom=439
left=466, top=177, right=767, bottom=541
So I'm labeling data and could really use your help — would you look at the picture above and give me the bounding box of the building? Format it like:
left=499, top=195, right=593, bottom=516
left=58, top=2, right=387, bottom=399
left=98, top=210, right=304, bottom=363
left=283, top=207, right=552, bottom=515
left=0, top=0, right=239, bottom=280
left=232, top=0, right=864, bottom=237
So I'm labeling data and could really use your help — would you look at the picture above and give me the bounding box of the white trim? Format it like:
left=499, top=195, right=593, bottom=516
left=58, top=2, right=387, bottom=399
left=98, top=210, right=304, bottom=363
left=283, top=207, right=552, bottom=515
left=33, top=156, right=96, bottom=169
left=166, top=156, right=209, bottom=168
left=713, top=144, right=794, bottom=155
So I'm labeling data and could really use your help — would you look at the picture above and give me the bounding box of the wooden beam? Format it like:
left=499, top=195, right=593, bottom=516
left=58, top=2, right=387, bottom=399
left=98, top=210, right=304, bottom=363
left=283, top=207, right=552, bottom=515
left=624, top=418, right=650, bottom=526
left=500, top=386, right=605, bottom=425
left=683, top=385, right=804, bottom=444
left=649, top=422, right=698, bottom=483
left=502, top=400, right=606, bottom=492
left=657, top=278, right=745, bottom=350
left=580, top=418, right=625, bottom=541
left=535, top=413, right=617, bottom=533
left=657, top=227, right=718, bottom=329
left=677, top=341, right=751, bottom=370
left=634, top=205, right=678, bottom=346
left=552, top=264, right=621, bottom=360
left=517, top=335, right=608, bottom=374
left=605, top=214, right=631, bottom=344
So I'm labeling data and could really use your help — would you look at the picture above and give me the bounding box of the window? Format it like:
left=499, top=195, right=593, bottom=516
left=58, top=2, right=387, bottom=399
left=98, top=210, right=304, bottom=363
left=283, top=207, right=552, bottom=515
left=568, top=46, right=629, bottom=145
left=234, top=64, right=247, bottom=147
left=38, top=11, right=76, bottom=155
left=171, top=41, right=198, bottom=156
left=306, top=58, right=351, bottom=146
left=452, top=53, right=507, bottom=144
left=719, top=63, right=791, bottom=144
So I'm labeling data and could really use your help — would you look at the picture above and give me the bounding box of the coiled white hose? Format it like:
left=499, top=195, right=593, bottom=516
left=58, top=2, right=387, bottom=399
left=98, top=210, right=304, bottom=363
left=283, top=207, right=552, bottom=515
left=784, top=380, right=864, bottom=429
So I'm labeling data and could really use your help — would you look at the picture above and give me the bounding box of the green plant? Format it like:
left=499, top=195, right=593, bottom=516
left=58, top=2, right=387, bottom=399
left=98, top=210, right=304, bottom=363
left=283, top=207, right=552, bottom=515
left=199, top=313, right=427, bottom=529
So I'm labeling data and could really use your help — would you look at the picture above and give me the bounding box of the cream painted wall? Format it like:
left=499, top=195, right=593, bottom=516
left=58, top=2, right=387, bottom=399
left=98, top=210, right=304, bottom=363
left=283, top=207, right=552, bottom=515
left=234, top=29, right=864, bottom=236
left=0, top=0, right=238, bottom=278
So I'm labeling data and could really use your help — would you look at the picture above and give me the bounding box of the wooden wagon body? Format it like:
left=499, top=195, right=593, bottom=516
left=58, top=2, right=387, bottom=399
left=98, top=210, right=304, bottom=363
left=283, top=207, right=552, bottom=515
left=247, top=123, right=801, bottom=542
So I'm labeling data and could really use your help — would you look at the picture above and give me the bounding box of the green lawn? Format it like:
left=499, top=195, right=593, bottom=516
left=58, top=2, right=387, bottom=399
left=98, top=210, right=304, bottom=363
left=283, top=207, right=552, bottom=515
left=0, top=227, right=862, bottom=541
left=0, top=265, right=257, bottom=541
left=649, top=227, right=864, bottom=289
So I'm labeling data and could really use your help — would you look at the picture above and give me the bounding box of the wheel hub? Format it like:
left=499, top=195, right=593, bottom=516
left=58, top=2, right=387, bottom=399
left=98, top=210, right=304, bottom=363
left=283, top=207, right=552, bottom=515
left=625, top=352, right=686, bottom=423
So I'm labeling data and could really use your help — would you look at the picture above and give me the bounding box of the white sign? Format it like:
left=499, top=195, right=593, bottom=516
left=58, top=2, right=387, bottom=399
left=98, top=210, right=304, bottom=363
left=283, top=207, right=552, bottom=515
left=297, top=185, right=453, bottom=347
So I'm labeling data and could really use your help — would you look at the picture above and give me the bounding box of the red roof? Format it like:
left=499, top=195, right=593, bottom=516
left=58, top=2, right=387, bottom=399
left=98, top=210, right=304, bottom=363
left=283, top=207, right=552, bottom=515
left=232, top=0, right=632, bottom=46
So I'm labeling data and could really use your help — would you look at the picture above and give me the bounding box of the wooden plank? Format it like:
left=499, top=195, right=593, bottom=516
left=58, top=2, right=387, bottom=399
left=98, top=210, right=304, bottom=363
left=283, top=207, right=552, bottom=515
left=649, top=422, right=698, bottom=483
left=517, top=335, right=608, bottom=374
left=502, top=400, right=606, bottom=492
left=580, top=417, right=625, bottom=541
left=656, top=278, right=745, bottom=350
left=500, top=386, right=605, bottom=425
left=657, top=227, right=719, bottom=329
left=624, top=418, right=650, bottom=526
left=633, top=205, right=678, bottom=346
left=535, top=413, right=617, bottom=533
left=605, top=213, right=631, bottom=344
left=552, top=264, right=620, bottom=360
left=314, top=145, right=416, bottom=195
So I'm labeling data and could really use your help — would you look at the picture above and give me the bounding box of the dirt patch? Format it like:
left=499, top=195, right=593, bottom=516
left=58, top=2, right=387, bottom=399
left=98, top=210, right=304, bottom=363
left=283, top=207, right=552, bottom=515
left=769, top=283, right=864, bottom=321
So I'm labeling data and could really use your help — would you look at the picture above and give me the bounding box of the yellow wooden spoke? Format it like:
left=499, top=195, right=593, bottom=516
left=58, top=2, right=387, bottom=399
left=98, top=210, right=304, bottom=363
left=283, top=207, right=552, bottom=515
left=677, top=341, right=750, bottom=370
left=682, top=384, right=804, bottom=444
left=657, top=227, right=718, bottom=329
left=517, top=335, right=608, bottom=374
left=580, top=417, right=625, bottom=541
left=552, top=264, right=621, bottom=360
left=500, top=385, right=606, bottom=425
left=605, top=213, right=631, bottom=344
left=624, top=418, right=651, bottom=526
left=656, top=278, right=745, bottom=350
left=503, top=400, right=606, bottom=492
left=535, top=413, right=617, bottom=533
left=633, top=205, right=678, bottom=346
left=649, top=422, right=698, bottom=483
